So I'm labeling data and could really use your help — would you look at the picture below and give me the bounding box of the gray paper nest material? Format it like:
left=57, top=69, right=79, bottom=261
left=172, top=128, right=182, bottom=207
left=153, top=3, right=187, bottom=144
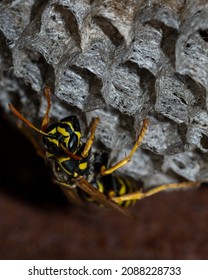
left=0, top=0, right=208, bottom=188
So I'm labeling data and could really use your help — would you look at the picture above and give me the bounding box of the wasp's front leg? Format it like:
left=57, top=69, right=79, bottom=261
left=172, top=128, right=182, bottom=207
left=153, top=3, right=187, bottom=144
left=41, top=86, right=52, bottom=131
left=100, top=119, right=149, bottom=176
left=81, top=117, right=100, bottom=158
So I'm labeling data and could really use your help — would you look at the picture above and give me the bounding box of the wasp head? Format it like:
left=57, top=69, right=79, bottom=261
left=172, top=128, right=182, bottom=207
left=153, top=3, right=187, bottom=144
left=42, top=115, right=81, bottom=157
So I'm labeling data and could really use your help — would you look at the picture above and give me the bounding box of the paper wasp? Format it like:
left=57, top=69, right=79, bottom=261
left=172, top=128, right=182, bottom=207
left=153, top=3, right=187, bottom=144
left=8, top=87, right=201, bottom=216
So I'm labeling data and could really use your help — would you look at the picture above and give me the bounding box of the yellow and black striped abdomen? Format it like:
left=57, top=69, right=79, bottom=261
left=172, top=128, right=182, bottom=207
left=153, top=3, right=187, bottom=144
left=103, top=175, right=138, bottom=207
left=74, top=152, right=139, bottom=207
left=79, top=172, right=138, bottom=207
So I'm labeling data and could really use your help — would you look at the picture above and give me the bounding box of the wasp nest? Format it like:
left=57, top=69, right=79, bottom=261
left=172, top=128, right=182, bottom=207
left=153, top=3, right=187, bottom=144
left=0, top=0, right=208, bottom=189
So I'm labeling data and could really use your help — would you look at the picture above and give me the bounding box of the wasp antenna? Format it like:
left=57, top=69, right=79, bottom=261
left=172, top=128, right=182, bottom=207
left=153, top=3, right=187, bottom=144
left=8, top=103, right=48, bottom=137
left=60, top=143, right=82, bottom=160
left=41, top=86, right=52, bottom=131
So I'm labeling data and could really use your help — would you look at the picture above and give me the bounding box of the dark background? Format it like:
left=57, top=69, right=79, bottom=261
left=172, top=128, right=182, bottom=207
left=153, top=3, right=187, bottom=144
left=1, top=112, right=208, bottom=260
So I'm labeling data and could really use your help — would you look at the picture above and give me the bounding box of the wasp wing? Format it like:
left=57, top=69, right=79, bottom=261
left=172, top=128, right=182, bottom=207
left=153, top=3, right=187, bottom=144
left=52, top=179, right=84, bottom=206
left=61, top=186, right=84, bottom=206
left=75, top=176, right=132, bottom=217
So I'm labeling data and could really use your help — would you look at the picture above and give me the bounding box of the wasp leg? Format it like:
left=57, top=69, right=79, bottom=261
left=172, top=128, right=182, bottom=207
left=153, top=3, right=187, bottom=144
left=101, top=119, right=149, bottom=176
left=81, top=117, right=100, bottom=158
left=111, top=181, right=201, bottom=203
left=41, top=86, right=52, bottom=131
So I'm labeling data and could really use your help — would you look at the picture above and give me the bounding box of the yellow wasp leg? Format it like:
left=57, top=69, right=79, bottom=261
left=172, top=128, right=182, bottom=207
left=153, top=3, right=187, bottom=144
left=111, top=181, right=201, bottom=203
left=41, top=86, right=52, bottom=131
left=100, top=119, right=149, bottom=176
left=81, top=117, right=100, bottom=158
